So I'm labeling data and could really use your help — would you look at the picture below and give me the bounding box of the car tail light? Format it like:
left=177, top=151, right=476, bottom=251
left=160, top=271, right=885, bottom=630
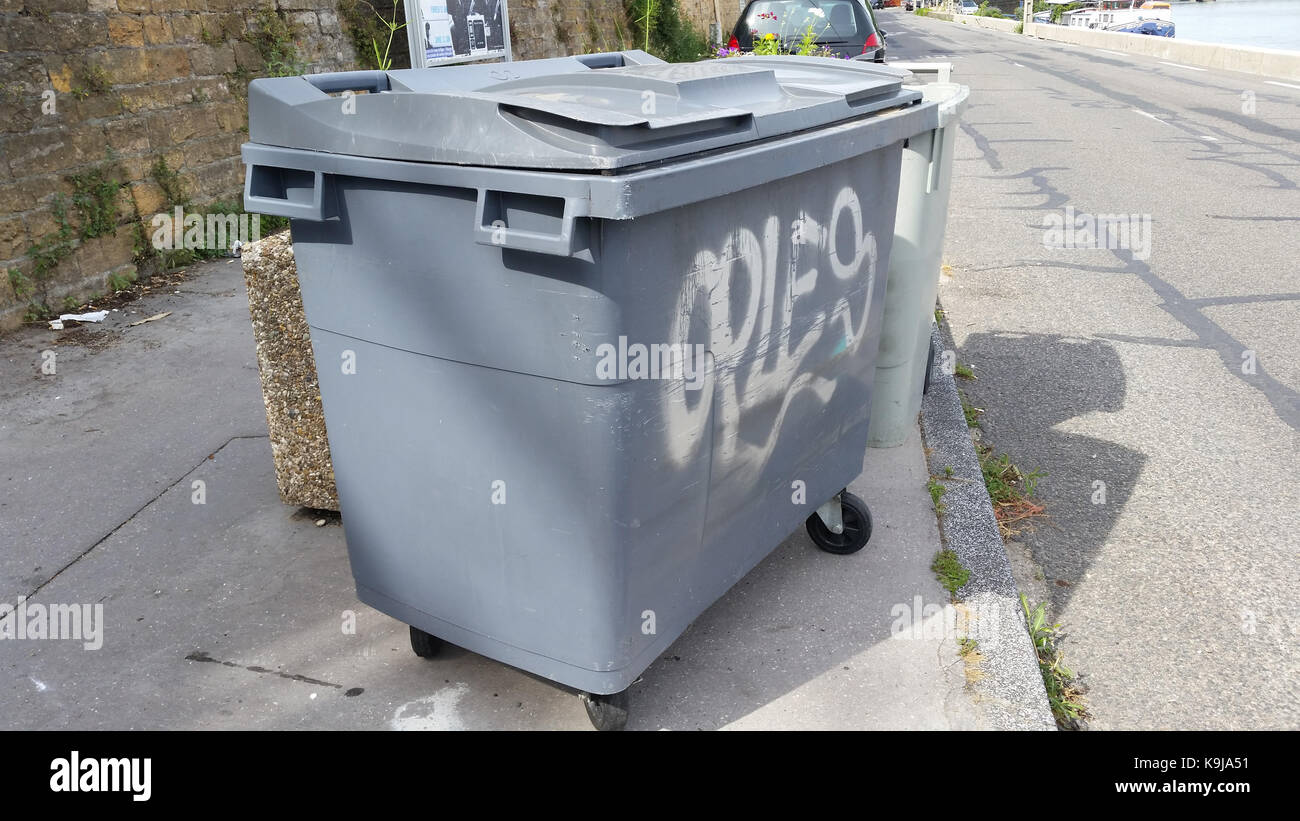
left=728, top=35, right=739, bottom=50
left=862, top=32, right=880, bottom=52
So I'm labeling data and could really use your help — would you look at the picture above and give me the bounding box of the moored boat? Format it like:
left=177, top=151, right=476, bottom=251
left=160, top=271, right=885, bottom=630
left=1064, top=1, right=1175, bottom=38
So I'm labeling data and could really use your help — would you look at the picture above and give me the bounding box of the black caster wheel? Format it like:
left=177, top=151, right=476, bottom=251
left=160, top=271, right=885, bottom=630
left=806, top=491, right=873, bottom=555
left=580, top=690, right=629, bottom=731
left=409, top=625, right=444, bottom=659
left=923, top=333, right=937, bottom=395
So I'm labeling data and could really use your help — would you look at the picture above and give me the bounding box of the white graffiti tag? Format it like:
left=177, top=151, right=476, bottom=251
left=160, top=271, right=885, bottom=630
left=662, top=185, right=878, bottom=471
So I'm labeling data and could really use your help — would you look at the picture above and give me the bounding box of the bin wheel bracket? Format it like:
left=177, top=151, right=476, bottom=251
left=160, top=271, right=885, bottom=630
left=806, top=490, right=873, bottom=555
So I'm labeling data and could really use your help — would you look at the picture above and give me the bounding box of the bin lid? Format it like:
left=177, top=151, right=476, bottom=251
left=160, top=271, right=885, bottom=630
left=247, top=51, right=922, bottom=172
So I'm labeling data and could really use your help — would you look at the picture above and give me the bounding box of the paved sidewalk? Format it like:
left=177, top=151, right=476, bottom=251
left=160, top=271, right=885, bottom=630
left=2, top=256, right=1020, bottom=729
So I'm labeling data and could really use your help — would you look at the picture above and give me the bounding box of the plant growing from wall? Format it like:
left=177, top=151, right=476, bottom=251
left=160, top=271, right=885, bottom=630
left=245, top=7, right=307, bottom=78
left=107, top=272, right=135, bottom=293
left=23, top=195, right=76, bottom=320
left=635, top=0, right=655, bottom=52
left=134, top=157, right=187, bottom=269
left=8, top=268, right=34, bottom=302
left=624, top=0, right=709, bottom=63
left=551, top=0, right=577, bottom=52
left=150, top=157, right=190, bottom=210
left=586, top=9, right=607, bottom=53
left=132, top=221, right=157, bottom=268
left=7, top=155, right=125, bottom=319
left=370, top=2, right=407, bottom=70
left=339, top=0, right=412, bottom=71
left=68, top=157, right=124, bottom=241
left=140, top=160, right=290, bottom=269
left=70, top=63, right=113, bottom=100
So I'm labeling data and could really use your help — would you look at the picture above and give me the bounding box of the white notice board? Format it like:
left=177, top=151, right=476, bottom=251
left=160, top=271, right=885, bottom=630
left=406, top=0, right=513, bottom=67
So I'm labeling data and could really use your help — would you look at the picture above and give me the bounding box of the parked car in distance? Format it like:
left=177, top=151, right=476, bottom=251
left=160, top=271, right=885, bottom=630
left=729, top=0, right=887, bottom=62
left=957, top=0, right=979, bottom=13
left=871, top=0, right=885, bottom=9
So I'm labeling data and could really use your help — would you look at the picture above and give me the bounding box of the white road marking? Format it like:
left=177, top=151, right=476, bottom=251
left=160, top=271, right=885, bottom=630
left=1099, top=50, right=1125, bottom=58
left=1199, top=135, right=1219, bottom=141
left=1264, top=80, right=1300, bottom=91
left=1131, top=108, right=1165, bottom=123
left=1013, top=62, right=1025, bottom=68
left=1159, top=61, right=1207, bottom=72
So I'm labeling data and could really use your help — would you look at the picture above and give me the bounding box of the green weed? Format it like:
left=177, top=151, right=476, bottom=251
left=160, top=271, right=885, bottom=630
left=931, top=549, right=970, bottom=598
left=1021, top=595, right=1088, bottom=726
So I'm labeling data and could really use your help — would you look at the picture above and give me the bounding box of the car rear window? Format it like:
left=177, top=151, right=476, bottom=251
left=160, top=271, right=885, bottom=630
left=743, top=1, right=868, bottom=41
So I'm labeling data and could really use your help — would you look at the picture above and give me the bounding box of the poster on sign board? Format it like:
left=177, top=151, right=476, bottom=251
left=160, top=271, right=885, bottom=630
left=406, top=0, right=512, bottom=67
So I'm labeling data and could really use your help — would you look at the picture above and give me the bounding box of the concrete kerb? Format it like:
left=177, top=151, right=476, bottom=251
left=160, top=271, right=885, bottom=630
left=919, top=318, right=1057, bottom=730
left=931, top=10, right=1020, bottom=34
left=1031, top=24, right=1300, bottom=81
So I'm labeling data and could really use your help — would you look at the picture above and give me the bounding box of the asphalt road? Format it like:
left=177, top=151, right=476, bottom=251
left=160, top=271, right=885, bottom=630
left=883, top=12, right=1299, bottom=729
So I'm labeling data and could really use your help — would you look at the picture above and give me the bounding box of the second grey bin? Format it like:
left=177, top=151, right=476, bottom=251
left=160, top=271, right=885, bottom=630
left=243, top=52, right=939, bottom=729
left=870, top=75, right=970, bottom=447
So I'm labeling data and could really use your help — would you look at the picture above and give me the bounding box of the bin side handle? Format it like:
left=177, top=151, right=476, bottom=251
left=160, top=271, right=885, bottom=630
left=473, top=190, right=593, bottom=260
left=244, top=165, right=336, bottom=222
left=304, top=70, right=391, bottom=95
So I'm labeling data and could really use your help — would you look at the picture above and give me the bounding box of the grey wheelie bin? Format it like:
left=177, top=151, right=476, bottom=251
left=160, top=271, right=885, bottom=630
left=868, top=71, right=970, bottom=447
left=242, top=51, right=940, bottom=730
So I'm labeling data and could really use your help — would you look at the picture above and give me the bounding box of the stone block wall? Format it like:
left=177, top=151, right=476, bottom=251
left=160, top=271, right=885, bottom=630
left=676, top=0, right=744, bottom=41
left=0, top=1, right=355, bottom=329
left=0, top=0, right=716, bottom=330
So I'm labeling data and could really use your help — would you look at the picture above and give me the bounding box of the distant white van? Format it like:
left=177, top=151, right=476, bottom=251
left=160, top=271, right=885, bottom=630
left=958, top=0, right=979, bottom=13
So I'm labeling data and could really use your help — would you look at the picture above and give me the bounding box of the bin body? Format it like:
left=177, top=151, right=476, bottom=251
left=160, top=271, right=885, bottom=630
left=869, top=80, right=970, bottom=448
left=244, top=53, right=939, bottom=693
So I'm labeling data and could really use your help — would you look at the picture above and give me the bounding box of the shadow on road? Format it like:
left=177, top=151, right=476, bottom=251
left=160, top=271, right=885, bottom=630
left=956, top=332, right=1147, bottom=612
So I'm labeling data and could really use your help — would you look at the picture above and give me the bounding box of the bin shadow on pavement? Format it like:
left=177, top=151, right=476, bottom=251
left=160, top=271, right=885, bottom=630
left=953, top=331, right=1146, bottom=613
left=5, top=428, right=968, bottom=731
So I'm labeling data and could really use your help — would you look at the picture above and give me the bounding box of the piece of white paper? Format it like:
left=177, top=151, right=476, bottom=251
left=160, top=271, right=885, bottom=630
left=49, top=311, right=109, bottom=329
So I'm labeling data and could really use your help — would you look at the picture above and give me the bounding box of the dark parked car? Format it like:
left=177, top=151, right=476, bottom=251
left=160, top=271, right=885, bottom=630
left=871, top=0, right=885, bottom=8
left=729, top=0, right=887, bottom=62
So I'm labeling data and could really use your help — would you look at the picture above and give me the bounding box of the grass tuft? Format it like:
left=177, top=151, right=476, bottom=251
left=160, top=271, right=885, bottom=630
left=931, top=549, right=970, bottom=598
left=1022, top=595, right=1088, bottom=727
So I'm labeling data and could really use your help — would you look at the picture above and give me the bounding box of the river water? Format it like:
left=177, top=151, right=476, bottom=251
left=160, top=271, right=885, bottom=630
left=1172, top=0, right=1300, bottom=52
